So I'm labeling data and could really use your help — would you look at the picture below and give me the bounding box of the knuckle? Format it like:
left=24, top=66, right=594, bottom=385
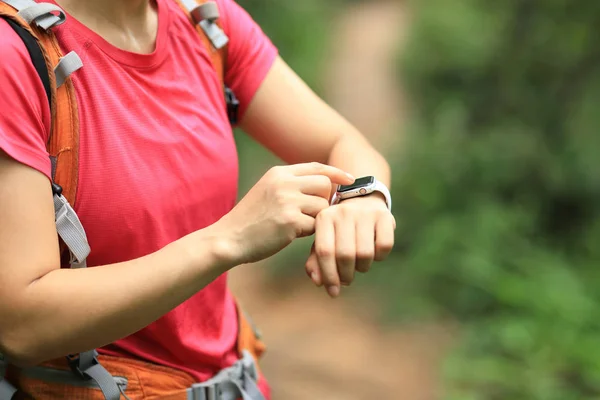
left=316, top=208, right=334, bottom=222
left=315, top=245, right=333, bottom=259
left=356, top=249, right=374, bottom=261
left=309, top=161, right=323, bottom=170
left=376, top=209, right=392, bottom=219
left=316, top=175, right=331, bottom=188
left=376, top=240, right=394, bottom=255
left=321, top=273, right=339, bottom=286
left=267, top=165, right=283, bottom=178
left=316, top=198, right=330, bottom=212
left=274, top=188, right=289, bottom=204
left=298, top=220, right=316, bottom=237
left=377, top=237, right=394, bottom=250
left=336, top=250, right=355, bottom=263
left=277, top=207, right=297, bottom=226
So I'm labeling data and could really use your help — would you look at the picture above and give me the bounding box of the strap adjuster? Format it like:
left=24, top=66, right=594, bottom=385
left=66, top=351, right=98, bottom=380
left=51, top=182, right=63, bottom=196
left=225, top=87, right=239, bottom=125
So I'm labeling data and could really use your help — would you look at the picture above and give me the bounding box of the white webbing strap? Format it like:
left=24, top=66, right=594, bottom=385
left=66, top=351, right=122, bottom=400
left=179, top=0, right=229, bottom=50
left=54, top=51, right=83, bottom=88
left=198, top=19, right=228, bottom=50
left=53, top=194, right=121, bottom=400
left=53, top=192, right=90, bottom=269
left=4, top=0, right=66, bottom=30
left=190, top=1, right=219, bottom=22
left=186, top=351, right=265, bottom=400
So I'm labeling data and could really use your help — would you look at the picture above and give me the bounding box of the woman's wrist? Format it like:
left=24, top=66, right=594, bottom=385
left=180, top=225, right=241, bottom=276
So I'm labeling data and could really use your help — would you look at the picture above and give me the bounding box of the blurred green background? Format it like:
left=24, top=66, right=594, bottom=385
left=234, top=0, right=600, bottom=399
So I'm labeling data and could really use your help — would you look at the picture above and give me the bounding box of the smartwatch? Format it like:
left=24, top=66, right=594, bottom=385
left=330, top=176, right=392, bottom=211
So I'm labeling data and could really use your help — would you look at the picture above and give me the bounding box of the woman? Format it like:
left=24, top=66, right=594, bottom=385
left=0, top=0, right=395, bottom=398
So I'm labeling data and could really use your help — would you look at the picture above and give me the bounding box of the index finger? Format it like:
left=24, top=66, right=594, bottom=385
left=289, top=162, right=355, bottom=185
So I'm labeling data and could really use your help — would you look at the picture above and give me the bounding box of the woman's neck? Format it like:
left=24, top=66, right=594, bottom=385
left=55, top=0, right=159, bottom=54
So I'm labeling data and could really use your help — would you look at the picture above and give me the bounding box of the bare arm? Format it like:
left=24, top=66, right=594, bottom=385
left=240, top=56, right=391, bottom=187
left=0, top=153, right=232, bottom=366
left=240, top=56, right=395, bottom=297
left=0, top=152, right=352, bottom=366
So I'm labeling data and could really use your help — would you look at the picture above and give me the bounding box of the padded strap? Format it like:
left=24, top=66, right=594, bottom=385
left=1, top=17, right=52, bottom=108
left=54, top=51, right=83, bottom=88
left=9, top=1, right=66, bottom=30
left=53, top=191, right=90, bottom=268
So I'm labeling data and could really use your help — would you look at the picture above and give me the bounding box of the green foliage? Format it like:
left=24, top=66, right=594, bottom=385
left=378, top=0, right=600, bottom=398
left=235, top=0, right=341, bottom=195
left=237, top=0, right=338, bottom=94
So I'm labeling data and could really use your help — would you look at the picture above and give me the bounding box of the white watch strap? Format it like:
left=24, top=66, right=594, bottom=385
left=330, top=190, right=341, bottom=206
left=329, top=180, right=392, bottom=212
left=373, top=180, right=392, bottom=212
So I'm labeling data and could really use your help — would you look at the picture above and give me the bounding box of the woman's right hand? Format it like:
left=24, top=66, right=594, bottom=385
left=214, top=162, right=355, bottom=265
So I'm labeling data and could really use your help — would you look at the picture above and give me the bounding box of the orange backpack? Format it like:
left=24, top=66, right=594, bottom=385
left=0, top=1, right=265, bottom=399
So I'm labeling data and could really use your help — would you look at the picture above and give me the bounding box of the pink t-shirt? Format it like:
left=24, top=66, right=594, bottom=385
left=0, top=0, right=277, bottom=396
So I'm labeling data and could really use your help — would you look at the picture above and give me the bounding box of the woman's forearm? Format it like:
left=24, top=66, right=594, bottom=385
left=327, top=128, right=391, bottom=188
left=2, top=227, right=234, bottom=366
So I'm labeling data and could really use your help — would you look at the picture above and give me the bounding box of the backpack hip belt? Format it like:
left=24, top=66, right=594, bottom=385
left=0, top=0, right=262, bottom=399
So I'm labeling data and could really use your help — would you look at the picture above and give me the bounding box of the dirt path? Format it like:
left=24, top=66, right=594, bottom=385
left=323, top=0, right=410, bottom=149
left=230, top=2, right=450, bottom=399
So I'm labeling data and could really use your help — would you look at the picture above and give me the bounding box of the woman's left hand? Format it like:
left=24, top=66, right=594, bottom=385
left=304, top=194, right=396, bottom=298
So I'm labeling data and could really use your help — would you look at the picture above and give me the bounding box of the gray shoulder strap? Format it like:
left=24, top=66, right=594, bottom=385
left=191, top=2, right=219, bottom=22
left=54, top=51, right=84, bottom=88
left=53, top=190, right=90, bottom=269
left=3, top=0, right=67, bottom=30
left=179, top=0, right=229, bottom=49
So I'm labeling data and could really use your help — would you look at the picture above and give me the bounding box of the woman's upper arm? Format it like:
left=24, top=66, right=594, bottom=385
left=216, top=1, right=350, bottom=165
left=0, top=21, right=59, bottom=313
left=0, top=153, right=60, bottom=289
left=239, top=56, right=350, bottom=165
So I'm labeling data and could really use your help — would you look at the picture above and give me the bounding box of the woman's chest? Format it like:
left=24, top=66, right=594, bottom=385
left=66, top=53, right=239, bottom=265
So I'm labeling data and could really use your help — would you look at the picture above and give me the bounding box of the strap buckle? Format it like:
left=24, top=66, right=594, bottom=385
left=225, top=86, right=239, bottom=125
left=51, top=182, right=63, bottom=196
left=66, top=351, right=98, bottom=380
left=188, top=351, right=262, bottom=400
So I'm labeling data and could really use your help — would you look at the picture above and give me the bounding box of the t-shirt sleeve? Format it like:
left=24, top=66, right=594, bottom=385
left=0, top=20, right=52, bottom=179
left=217, top=0, right=279, bottom=119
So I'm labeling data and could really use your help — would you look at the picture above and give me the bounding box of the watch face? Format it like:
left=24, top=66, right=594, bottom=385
left=338, top=176, right=375, bottom=193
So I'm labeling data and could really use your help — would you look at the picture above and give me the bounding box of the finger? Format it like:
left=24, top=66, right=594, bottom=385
left=314, top=213, right=340, bottom=297
left=296, top=175, right=333, bottom=200
left=305, top=244, right=322, bottom=286
left=296, top=213, right=317, bottom=238
left=374, top=215, right=395, bottom=261
left=289, top=162, right=354, bottom=185
left=299, top=195, right=330, bottom=218
left=355, top=219, right=375, bottom=273
left=335, top=216, right=356, bottom=286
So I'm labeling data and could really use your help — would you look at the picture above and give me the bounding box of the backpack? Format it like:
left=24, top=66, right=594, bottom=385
left=0, top=1, right=265, bottom=399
